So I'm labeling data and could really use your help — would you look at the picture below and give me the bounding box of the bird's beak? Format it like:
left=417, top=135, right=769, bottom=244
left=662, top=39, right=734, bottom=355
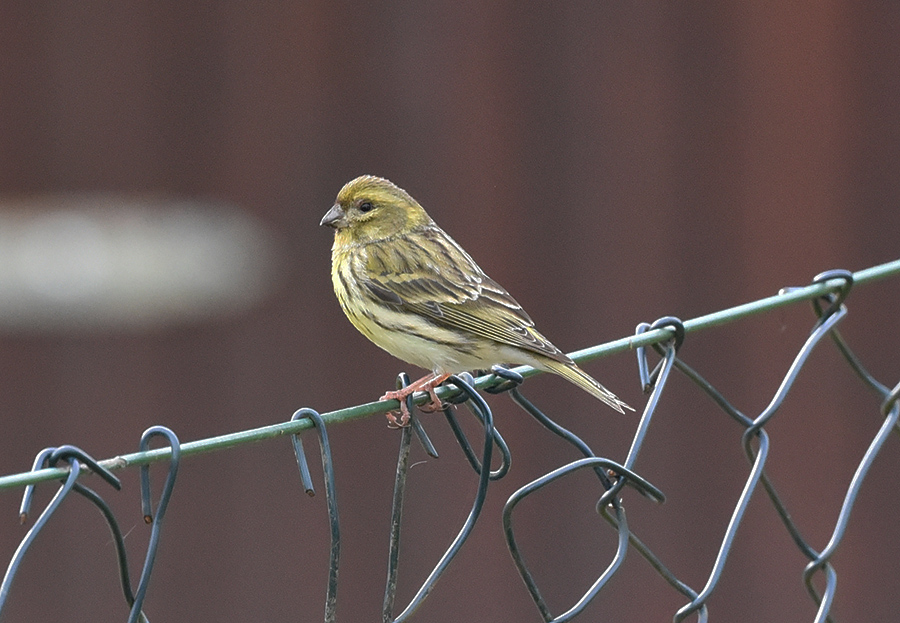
left=320, top=204, right=346, bottom=228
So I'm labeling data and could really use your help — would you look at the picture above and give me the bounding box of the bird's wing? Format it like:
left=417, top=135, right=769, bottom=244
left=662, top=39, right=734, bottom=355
left=362, top=226, right=568, bottom=362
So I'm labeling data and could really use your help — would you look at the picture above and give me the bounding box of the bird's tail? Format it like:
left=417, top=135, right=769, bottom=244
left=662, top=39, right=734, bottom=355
left=541, top=359, right=634, bottom=414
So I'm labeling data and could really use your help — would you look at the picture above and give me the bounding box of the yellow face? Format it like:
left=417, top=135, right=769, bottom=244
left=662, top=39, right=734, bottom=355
left=320, top=175, right=432, bottom=244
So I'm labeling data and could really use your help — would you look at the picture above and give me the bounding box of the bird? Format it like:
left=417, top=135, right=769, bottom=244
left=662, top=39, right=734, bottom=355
left=321, top=175, right=632, bottom=426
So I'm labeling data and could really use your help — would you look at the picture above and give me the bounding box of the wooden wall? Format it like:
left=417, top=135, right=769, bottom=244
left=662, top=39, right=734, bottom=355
left=1, top=3, right=899, bottom=621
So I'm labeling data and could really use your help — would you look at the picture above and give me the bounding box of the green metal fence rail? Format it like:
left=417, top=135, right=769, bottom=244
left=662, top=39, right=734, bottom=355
left=1, top=258, right=898, bottom=492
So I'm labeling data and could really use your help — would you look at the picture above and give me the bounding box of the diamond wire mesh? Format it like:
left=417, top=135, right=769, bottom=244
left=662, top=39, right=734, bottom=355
left=0, top=261, right=898, bottom=622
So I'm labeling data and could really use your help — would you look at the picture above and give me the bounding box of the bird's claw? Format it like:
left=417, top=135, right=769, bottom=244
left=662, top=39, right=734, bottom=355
left=416, top=384, right=449, bottom=413
left=380, top=374, right=450, bottom=427
left=385, top=408, right=410, bottom=428
left=381, top=388, right=413, bottom=428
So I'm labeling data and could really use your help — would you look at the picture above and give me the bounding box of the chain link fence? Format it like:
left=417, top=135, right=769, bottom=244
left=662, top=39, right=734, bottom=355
left=1, top=260, right=899, bottom=622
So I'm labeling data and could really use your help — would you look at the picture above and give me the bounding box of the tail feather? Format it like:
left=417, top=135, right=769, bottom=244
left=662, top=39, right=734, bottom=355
left=540, top=359, right=633, bottom=413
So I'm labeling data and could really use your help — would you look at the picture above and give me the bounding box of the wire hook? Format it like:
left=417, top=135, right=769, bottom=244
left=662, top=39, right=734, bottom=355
left=0, top=451, right=84, bottom=615
left=636, top=316, right=685, bottom=393
left=810, top=269, right=853, bottom=327
left=2, top=446, right=125, bottom=618
left=125, top=426, right=181, bottom=623
left=291, top=408, right=340, bottom=623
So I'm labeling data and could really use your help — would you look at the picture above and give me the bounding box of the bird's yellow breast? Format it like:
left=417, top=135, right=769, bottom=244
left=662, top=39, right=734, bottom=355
left=329, top=240, right=503, bottom=373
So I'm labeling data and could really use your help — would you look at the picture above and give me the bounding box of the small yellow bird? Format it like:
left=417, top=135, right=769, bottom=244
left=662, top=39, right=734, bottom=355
left=321, top=175, right=632, bottom=425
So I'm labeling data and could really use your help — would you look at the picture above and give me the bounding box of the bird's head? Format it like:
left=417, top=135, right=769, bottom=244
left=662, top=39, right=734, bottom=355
left=321, top=175, right=432, bottom=243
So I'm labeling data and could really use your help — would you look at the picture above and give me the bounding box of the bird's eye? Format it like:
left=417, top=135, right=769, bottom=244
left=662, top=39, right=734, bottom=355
left=358, top=202, right=374, bottom=213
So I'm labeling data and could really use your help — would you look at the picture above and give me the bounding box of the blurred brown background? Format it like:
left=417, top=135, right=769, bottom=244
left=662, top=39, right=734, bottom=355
left=1, top=3, right=899, bottom=622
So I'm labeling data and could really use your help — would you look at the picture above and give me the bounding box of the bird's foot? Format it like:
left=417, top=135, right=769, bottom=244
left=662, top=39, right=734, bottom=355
left=415, top=381, right=451, bottom=413
left=384, top=405, right=411, bottom=429
left=381, top=373, right=451, bottom=426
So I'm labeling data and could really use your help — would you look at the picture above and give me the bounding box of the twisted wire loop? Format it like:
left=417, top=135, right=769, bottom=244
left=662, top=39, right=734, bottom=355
left=291, top=408, right=340, bottom=623
left=0, top=446, right=130, bottom=618
left=498, top=318, right=679, bottom=622
left=125, top=426, right=181, bottom=623
left=383, top=373, right=499, bottom=623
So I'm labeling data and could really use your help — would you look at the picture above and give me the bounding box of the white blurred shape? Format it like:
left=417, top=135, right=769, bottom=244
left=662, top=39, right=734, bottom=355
left=0, top=195, right=279, bottom=331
